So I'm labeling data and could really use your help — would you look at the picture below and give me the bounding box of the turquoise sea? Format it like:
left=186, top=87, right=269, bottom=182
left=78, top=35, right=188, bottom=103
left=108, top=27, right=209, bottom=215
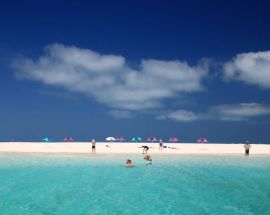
left=0, top=154, right=269, bottom=215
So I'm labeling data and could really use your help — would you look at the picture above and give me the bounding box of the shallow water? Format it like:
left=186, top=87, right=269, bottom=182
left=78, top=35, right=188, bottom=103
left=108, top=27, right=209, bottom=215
left=0, top=154, right=269, bottom=215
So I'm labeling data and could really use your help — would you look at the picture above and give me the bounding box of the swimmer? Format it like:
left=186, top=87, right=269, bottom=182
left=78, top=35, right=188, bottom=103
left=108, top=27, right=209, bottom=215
left=144, top=155, right=152, bottom=164
left=126, top=159, right=134, bottom=167
left=144, top=155, right=152, bottom=161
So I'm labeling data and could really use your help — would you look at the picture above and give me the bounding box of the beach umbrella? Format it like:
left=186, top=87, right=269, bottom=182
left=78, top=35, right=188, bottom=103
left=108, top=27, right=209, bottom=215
left=117, top=136, right=125, bottom=142
left=196, top=137, right=208, bottom=143
left=64, top=137, right=74, bottom=142
left=169, top=137, right=179, bottom=143
left=42, top=137, right=49, bottom=142
left=147, top=136, right=158, bottom=142
left=131, top=137, right=142, bottom=142
left=106, top=137, right=116, bottom=142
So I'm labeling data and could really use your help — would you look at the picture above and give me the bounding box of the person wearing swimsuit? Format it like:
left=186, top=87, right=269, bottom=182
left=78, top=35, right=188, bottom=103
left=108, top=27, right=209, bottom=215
left=142, top=145, right=149, bottom=154
left=244, top=141, right=251, bottom=156
left=126, top=159, right=134, bottom=167
left=159, top=140, right=163, bottom=151
left=92, top=139, right=96, bottom=154
left=144, top=154, right=152, bottom=164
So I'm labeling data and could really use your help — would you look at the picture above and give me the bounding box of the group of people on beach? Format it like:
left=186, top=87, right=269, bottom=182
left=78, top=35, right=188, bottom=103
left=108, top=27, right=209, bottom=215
left=91, top=139, right=164, bottom=155
left=91, top=139, right=252, bottom=158
left=126, top=140, right=251, bottom=167
left=127, top=142, right=153, bottom=167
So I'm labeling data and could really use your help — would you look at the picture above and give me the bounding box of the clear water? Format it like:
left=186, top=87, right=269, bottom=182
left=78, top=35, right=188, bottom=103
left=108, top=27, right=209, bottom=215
left=0, top=154, right=269, bottom=215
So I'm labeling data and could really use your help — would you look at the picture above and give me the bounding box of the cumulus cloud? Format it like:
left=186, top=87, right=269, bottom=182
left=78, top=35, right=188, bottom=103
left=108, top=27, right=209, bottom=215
left=211, top=103, right=270, bottom=121
left=12, top=44, right=208, bottom=110
left=156, top=110, right=200, bottom=122
left=156, top=103, right=270, bottom=122
left=224, top=51, right=270, bottom=88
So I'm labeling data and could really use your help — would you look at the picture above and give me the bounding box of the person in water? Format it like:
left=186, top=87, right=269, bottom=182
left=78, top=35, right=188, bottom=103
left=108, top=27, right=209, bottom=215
left=91, top=139, right=96, bottom=154
left=144, top=154, right=152, bottom=161
left=142, top=145, right=149, bottom=154
left=244, top=141, right=251, bottom=156
left=126, top=159, right=134, bottom=167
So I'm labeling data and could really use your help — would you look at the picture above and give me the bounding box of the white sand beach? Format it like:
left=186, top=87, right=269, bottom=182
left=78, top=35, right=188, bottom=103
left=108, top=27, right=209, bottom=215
left=0, top=142, right=269, bottom=155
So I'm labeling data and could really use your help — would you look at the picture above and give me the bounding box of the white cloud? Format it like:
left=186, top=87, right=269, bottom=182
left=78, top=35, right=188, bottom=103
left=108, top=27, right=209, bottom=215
left=12, top=44, right=208, bottom=110
left=108, top=110, right=133, bottom=119
left=156, top=110, right=200, bottom=122
left=224, top=51, right=270, bottom=88
left=211, top=103, right=270, bottom=121
left=156, top=103, right=270, bottom=122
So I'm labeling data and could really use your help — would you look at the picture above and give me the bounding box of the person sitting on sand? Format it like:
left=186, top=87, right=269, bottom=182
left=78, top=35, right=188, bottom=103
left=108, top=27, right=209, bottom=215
left=91, top=139, right=96, bottom=154
left=126, top=159, right=134, bottom=167
left=142, top=145, right=149, bottom=154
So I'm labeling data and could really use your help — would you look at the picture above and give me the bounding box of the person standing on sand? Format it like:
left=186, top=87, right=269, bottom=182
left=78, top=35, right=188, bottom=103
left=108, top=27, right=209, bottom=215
left=159, top=139, right=163, bottom=151
left=244, top=141, right=251, bottom=156
left=92, top=139, right=96, bottom=154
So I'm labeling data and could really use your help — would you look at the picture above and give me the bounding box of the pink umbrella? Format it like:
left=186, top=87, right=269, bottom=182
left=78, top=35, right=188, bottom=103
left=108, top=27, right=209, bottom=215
left=147, top=136, right=158, bottom=142
left=169, top=137, right=179, bottom=143
left=196, top=138, right=208, bottom=143
left=64, top=137, right=74, bottom=142
left=117, top=136, right=125, bottom=141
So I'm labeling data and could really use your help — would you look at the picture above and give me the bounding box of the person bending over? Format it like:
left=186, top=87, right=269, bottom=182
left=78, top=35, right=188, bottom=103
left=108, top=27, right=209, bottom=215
left=142, top=145, right=149, bottom=154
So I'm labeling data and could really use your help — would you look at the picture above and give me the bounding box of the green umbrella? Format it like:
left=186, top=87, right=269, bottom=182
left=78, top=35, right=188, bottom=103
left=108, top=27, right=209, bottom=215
left=131, top=137, right=142, bottom=142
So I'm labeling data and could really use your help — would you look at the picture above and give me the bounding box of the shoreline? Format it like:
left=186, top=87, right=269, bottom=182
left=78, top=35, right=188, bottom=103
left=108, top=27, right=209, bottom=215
left=0, top=142, right=269, bottom=155
left=1, top=152, right=270, bottom=158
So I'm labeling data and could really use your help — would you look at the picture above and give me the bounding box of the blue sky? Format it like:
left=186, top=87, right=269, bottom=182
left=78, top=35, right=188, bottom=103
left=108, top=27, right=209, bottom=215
left=0, top=0, right=270, bottom=142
